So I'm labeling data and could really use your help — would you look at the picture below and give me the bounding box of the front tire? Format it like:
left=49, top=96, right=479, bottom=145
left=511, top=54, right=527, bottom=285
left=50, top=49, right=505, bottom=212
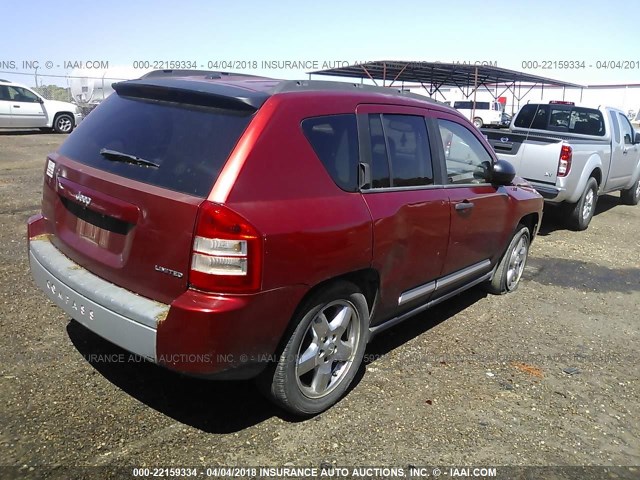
left=260, top=281, right=369, bottom=415
left=620, top=177, right=640, bottom=205
left=566, top=177, right=598, bottom=231
left=53, top=113, right=74, bottom=134
left=473, top=117, right=483, bottom=128
left=484, top=225, right=530, bottom=295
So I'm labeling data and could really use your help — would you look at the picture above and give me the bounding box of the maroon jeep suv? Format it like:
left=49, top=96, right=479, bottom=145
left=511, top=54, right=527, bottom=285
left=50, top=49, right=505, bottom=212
left=28, top=70, right=543, bottom=415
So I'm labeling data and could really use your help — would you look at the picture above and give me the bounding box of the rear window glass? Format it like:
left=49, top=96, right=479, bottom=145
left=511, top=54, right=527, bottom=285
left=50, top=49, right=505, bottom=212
left=515, top=104, right=605, bottom=136
left=301, top=114, right=359, bottom=191
left=58, top=94, right=252, bottom=197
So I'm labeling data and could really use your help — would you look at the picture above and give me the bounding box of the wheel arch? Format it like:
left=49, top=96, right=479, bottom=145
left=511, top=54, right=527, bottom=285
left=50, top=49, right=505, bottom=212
left=518, top=212, right=540, bottom=240
left=273, top=268, right=380, bottom=354
left=590, top=167, right=602, bottom=186
left=53, top=111, right=75, bottom=127
left=566, top=155, right=603, bottom=203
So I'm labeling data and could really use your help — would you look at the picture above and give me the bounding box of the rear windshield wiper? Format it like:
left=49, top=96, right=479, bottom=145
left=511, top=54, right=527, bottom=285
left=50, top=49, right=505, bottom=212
left=99, top=148, right=159, bottom=168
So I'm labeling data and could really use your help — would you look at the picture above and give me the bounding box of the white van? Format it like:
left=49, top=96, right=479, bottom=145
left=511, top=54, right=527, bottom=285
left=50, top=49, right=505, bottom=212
left=453, top=100, right=503, bottom=128
left=0, top=79, right=83, bottom=133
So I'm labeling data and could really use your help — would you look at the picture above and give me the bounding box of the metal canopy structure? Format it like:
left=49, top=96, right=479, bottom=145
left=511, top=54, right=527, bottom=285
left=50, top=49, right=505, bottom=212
left=309, top=60, right=584, bottom=106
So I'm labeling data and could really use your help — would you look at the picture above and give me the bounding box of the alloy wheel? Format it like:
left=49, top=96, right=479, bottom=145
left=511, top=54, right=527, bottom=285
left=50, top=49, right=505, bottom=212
left=295, top=300, right=361, bottom=399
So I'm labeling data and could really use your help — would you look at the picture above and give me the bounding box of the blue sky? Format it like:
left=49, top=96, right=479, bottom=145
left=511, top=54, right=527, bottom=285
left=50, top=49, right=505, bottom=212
left=2, top=0, right=639, bottom=86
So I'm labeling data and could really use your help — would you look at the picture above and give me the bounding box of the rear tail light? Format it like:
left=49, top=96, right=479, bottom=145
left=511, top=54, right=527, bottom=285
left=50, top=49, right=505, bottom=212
left=190, top=202, right=263, bottom=293
left=557, top=145, right=572, bottom=177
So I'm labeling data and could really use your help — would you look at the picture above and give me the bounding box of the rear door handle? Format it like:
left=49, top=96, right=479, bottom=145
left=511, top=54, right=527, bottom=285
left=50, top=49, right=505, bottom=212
left=13, top=105, right=20, bottom=108
left=455, top=201, right=475, bottom=211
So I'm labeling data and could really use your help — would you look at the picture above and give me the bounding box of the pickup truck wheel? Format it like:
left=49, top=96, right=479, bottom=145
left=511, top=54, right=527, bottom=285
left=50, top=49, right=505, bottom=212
left=259, top=281, right=369, bottom=415
left=566, top=177, right=598, bottom=230
left=53, top=113, right=74, bottom=134
left=484, top=225, right=530, bottom=295
left=473, top=117, right=483, bottom=128
left=620, top=177, right=640, bottom=205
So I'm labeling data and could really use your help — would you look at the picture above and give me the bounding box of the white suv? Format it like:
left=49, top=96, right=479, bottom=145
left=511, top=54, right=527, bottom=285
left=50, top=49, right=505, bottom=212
left=0, top=79, right=83, bottom=133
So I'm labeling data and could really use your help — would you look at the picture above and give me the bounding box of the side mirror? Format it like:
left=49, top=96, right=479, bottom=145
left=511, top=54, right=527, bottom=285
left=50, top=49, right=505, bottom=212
left=38, top=97, right=44, bottom=104
left=635, top=132, right=640, bottom=144
left=491, top=159, right=516, bottom=186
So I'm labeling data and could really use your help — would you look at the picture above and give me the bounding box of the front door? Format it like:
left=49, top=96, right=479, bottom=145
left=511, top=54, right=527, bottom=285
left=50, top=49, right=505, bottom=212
left=435, top=115, right=511, bottom=283
left=607, top=111, right=639, bottom=189
left=6, top=86, right=47, bottom=128
left=0, top=86, right=12, bottom=127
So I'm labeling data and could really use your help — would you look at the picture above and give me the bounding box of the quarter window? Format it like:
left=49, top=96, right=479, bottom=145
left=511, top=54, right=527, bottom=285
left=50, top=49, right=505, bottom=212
left=609, top=110, right=620, bottom=143
left=302, top=114, right=359, bottom=192
left=438, top=119, right=493, bottom=184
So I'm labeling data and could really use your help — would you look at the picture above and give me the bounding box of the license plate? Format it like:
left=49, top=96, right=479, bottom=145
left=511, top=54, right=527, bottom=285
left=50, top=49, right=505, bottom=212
left=76, top=218, right=109, bottom=247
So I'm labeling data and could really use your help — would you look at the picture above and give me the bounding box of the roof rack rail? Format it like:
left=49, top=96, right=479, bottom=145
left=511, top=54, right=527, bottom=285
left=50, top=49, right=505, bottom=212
left=0, top=79, right=10, bottom=83
left=271, top=79, right=445, bottom=105
left=140, top=69, right=261, bottom=80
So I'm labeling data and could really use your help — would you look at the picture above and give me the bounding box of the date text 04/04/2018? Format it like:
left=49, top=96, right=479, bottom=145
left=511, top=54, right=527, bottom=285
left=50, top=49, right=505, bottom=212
left=521, top=60, right=640, bottom=69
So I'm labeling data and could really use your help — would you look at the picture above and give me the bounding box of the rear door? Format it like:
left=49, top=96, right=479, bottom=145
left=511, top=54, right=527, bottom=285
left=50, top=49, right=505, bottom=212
left=356, top=104, right=450, bottom=323
left=6, top=86, right=47, bottom=127
left=607, top=111, right=639, bottom=188
left=41, top=88, right=254, bottom=304
left=435, top=114, right=511, bottom=284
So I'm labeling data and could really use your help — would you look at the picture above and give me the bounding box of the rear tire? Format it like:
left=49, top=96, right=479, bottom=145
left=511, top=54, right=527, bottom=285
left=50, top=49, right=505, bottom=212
left=473, top=117, right=483, bottom=128
left=484, top=225, right=530, bottom=295
left=566, top=177, right=598, bottom=231
left=620, top=177, right=640, bottom=205
left=53, top=113, right=74, bottom=134
left=258, top=281, right=369, bottom=416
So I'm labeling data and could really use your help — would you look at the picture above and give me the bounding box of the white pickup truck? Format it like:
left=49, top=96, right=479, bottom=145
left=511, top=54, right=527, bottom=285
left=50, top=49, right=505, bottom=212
left=483, top=101, right=640, bottom=230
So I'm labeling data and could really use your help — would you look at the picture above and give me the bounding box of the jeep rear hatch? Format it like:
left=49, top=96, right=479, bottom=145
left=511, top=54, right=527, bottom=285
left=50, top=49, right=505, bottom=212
left=42, top=82, right=256, bottom=303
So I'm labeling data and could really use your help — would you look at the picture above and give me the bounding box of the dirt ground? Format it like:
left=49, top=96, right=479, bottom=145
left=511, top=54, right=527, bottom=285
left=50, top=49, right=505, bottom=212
left=1, top=132, right=639, bottom=476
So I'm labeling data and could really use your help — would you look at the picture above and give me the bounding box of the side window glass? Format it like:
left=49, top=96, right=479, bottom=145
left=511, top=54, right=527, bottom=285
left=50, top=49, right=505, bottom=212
left=302, top=114, right=359, bottom=192
left=438, top=119, right=493, bottom=185
left=609, top=110, right=620, bottom=143
left=0, top=86, right=9, bottom=101
left=9, top=86, right=39, bottom=103
left=618, top=113, right=634, bottom=145
left=368, top=114, right=391, bottom=188
left=381, top=114, right=433, bottom=187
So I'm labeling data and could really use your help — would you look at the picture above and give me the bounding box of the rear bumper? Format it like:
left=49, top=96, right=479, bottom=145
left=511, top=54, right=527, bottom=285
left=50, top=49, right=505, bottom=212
left=29, top=236, right=164, bottom=361
left=27, top=223, right=306, bottom=379
left=529, top=181, right=565, bottom=201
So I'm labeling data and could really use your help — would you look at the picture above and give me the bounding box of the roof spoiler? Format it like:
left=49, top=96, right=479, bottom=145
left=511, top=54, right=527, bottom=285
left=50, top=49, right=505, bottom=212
left=112, top=77, right=269, bottom=111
